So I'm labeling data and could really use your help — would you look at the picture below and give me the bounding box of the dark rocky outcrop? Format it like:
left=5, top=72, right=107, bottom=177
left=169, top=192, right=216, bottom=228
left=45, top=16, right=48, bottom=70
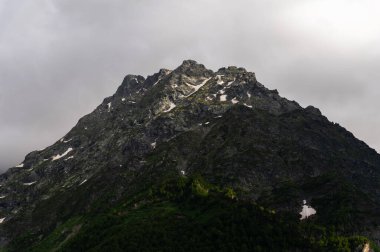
left=0, top=60, right=379, bottom=250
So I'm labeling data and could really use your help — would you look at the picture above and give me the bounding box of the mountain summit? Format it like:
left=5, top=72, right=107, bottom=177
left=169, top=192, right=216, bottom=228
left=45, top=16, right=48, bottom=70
left=1, top=60, right=379, bottom=251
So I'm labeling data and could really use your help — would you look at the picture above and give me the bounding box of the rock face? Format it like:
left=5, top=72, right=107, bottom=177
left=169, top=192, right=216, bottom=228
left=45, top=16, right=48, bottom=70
left=0, top=60, right=380, bottom=250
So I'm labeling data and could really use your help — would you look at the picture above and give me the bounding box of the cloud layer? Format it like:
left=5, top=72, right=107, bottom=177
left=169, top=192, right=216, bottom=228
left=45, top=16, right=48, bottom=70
left=1, top=0, right=380, bottom=171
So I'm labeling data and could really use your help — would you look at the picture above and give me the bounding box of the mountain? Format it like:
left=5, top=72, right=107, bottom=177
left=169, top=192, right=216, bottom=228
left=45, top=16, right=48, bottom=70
left=1, top=60, right=379, bottom=251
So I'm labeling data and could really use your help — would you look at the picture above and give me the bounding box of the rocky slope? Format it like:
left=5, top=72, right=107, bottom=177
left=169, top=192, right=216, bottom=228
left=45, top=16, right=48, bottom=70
left=0, top=60, right=379, bottom=251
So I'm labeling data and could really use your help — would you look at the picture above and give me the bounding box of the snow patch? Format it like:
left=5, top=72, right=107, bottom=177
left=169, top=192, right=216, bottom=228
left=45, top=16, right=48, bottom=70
left=0, top=195, right=6, bottom=199
left=153, top=78, right=161, bottom=86
left=151, top=142, right=157, bottom=149
left=15, top=163, right=24, bottom=168
left=0, top=218, right=5, bottom=224
left=79, top=179, right=87, bottom=185
left=231, top=97, right=239, bottom=104
left=185, top=77, right=211, bottom=97
left=163, top=101, right=176, bottom=113
left=227, top=79, right=235, bottom=86
left=218, top=89, right=225, bottom=95
left=204, top=122, right=210, bottom=125
left=23, top=181, right=37, bottom=186
left=121, top=98, right=126, bottom=102
left=214, top=115, right=223, bottom=118
left=65, top=156, right=74, bottom=161
left=300, top=200, right=316, bottom=220
left=247, top=91, right=251, bottom=98
left=216, top=75, right=224, bottom=84
left=52, top=148, right=73, bottom=161
left=60, top=138, right=71, bottom=143
left=181, top=170, right=186, bottom=175
left=107, top=102, right=112, bottom=112
left=220, top=95, right=227, bottom=101
left=363, top=243, right=370, bottom=252
left=244, top=103, right=253, bottom=108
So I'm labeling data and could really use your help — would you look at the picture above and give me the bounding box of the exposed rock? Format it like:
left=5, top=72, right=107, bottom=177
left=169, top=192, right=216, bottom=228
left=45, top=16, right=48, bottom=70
left=0, top=60, right=379, bottom=249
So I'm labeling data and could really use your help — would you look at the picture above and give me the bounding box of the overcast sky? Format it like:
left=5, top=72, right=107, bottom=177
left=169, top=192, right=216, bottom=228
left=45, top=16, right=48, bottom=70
left=1, top=0, right=380, bottom=171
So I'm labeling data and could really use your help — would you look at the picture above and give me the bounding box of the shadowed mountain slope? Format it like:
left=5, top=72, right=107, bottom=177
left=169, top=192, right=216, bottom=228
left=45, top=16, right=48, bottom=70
left=1, top=60, right=379, bottom=251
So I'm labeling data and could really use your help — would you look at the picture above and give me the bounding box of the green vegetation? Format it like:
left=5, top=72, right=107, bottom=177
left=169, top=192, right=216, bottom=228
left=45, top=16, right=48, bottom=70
left=7, top=175, right=375, bottom=252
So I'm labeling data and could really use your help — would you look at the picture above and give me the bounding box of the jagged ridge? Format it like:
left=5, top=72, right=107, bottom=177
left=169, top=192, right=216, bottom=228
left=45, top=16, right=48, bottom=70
left=0, top=60, right=379, bottom=250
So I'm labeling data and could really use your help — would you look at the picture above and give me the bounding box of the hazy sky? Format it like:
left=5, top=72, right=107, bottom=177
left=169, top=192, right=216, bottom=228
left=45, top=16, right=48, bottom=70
left=1, top=0, right=380, bottom=171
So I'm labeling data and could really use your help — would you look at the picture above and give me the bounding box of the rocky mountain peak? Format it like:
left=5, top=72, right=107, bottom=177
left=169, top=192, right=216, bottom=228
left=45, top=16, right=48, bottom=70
left=1, top=60, right=380, bottom=250
left=116, top=74, right=146, bottom=97
left=217, top=66, right=256, bottom=82
left=173, top=59, right=214, bottom=78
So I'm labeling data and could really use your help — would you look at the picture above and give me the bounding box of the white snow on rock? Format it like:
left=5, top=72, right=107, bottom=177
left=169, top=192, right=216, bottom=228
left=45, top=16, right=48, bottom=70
left=300, top=200, right=317, bottom=220
left=0, top=218, right=5, bottom=224
left=60, top=138, right=72, bottom=143
left=84, top=127, right=88, bottom=130
left=129, top=101, right=136, bottom=104
left=363, top=243, right=370, bottom=252
left=247, top=91, right=251, bottom=98
left=15, top=163, right=24, bottom=168
left=227, top=79, right=235, bottom=86
left=151, top=142, right=157, bottom=149
left=181, top=170, right=186, bottom=175
left=52, top=148, right=73, bottom=161
left=23, top=181, right=37, bottom=186
left=79, top=179, right=87, bottom=185
left=204, top=122, right=210, bottom=125
left=220, top=95, right=227, bottom=101
left=214, top=115, right=223, bottom=118
left=0, top=195, right=6, bottom=199
left=163, top=101, right=176, bottom=113
left=231, top=97, right=239, bottom=104
left=65, top=156, right=74, bottom=161
left=185, top=78, right=211, bottom=97
left=121, top=98, right=126, bottom=102
left=107, top=102, right=112, bottom=112
left=218, top=89, right=225, bottom=95
left=216, top=75, right=224, bottom=84
left=153, top=78, right=161, bottom=86
left=244, top=103, right=253, bottom=108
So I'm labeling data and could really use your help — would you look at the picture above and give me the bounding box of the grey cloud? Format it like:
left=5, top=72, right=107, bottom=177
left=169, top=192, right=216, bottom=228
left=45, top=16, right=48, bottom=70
left=1, top=0, right=380, bottom=171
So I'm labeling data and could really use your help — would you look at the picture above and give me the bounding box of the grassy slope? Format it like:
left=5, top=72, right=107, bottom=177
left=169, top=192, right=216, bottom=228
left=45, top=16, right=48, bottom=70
left=8, top=176, right=378, bottom=252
